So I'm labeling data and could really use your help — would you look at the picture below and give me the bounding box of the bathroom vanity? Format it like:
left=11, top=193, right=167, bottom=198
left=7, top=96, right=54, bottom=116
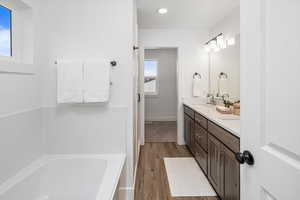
left=184, top=102, right=240, bottom=200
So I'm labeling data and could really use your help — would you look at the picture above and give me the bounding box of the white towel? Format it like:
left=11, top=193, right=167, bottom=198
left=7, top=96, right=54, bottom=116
left=83, top=61, right=111, bottom=103
left=192, top=78, right=202, bottom=97
left=57, top=61, right=84, bottom=103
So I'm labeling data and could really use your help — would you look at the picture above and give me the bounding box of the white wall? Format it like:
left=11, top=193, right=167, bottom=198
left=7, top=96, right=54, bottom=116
left=139, top=29, right=209, bottom=144
left=0, top=0, right=42, bottom=186
left=144, top=48, right=178, bottom=121
left=210, top=36, right=240, bottom=101
left=209, top=6, right=240, bottom=101
left=210, top=6, right=240, bottom=39
left=35, top=0, right=135, bottom=196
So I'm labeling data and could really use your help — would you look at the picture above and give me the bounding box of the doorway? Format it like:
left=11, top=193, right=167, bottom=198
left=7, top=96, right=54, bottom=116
left=142, top=48, right=178, bottom=143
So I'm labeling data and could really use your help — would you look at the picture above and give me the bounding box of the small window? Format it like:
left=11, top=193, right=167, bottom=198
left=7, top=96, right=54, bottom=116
left=144, top=60, right=158, bottom=95
left=0, top=5, right=12, bottom=57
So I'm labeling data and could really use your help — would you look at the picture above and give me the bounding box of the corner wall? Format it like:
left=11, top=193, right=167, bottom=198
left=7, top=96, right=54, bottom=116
left=0, top=0, right=42, bottom=186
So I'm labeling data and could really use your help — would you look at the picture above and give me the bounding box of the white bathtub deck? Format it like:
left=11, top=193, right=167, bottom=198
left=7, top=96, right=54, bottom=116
left=0, top=154, right=125, bottom=200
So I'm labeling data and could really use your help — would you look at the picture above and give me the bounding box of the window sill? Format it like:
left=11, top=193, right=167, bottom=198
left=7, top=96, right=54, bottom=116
left=0, top=60, right=37, bottom=75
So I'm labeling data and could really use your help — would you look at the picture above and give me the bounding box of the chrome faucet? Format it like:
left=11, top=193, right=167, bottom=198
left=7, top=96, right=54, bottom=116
left=207, top=93, right=217, bottom=105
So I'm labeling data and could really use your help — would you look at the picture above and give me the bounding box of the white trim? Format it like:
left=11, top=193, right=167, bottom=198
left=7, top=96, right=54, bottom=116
left=132, top=142, right=140, bottom=187
left=0, top=106, right=41, bottom=119
left=145, top=116, right=177, bottom=122
left=0, top=0, right=34, bottom=65
left=139, top=46, right=180, bottom=145
left=0, top=61, right=37, bottom=74
left=118, top=187, right=134, bottom=200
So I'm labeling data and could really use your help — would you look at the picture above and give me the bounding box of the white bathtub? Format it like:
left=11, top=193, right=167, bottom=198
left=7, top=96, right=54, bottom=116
left=0, top=154, right=125, bottom=200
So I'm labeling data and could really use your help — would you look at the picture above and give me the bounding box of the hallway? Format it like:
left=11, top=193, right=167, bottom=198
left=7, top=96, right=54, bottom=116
left=134, top=143, right=219, bottom=200
left=145, top=121, right=177, bottom=143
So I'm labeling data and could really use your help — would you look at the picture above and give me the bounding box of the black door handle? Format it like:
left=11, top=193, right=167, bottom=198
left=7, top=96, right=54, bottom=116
left=235, top=150, right=254, bottom=165
left=138, top=93, right=141, bottom=103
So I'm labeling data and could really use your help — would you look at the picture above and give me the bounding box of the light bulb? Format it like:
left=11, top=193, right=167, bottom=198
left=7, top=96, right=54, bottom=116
left=227, top=37, right=235, bottom=46
left=217, top=35, right=226, bottom=49
left=209, top=40, right=217, bottom=50
left=204, top=44, right=211, bottom=52
left=158, top=8, right=168, bottom=14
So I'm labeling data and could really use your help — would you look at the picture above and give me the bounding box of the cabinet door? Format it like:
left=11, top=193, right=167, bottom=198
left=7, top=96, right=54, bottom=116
left=184, top=114, right=191, bottom=148
left=223, top=146, right=240, bottom=200
left=190, top=117, right=196, bottom=155
left=208, top=134, right=223, bottom=196
left=194, top=143, right=208, bottom=175
left=194, top=123, right=208, bottom=152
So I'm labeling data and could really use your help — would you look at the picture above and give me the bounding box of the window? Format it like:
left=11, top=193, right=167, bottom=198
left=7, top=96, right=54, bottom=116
left=0, top=5, right=12, bottom=57
left=144, top=60, right=158, bottom=95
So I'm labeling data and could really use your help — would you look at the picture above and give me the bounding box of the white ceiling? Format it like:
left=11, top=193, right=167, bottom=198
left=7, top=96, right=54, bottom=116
left=137, top=0, right=240, bottom=29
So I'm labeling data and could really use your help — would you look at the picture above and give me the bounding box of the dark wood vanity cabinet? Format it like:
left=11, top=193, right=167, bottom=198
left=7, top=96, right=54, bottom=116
left=184, top=105, right=240, bottom=200
left=222, top=145, right=240, bottom=200
left=208, top=134, right=224, bottom=196
left=184, top=114, right=191, bottom=148
left=194, top=123, right=208, bottom=174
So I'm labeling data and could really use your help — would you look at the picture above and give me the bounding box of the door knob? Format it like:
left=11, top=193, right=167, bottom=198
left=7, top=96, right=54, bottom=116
left=138, top=93, right=141, bottom=103
left=235, top=150, right=255, bottom=165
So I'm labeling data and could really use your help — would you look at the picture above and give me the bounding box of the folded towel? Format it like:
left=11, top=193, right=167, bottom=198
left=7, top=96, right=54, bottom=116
left=57, top=61, right=84, bottom=103
left=192, top=78, right=202, bottom=97
left=83, top=60, right=111, bottom=103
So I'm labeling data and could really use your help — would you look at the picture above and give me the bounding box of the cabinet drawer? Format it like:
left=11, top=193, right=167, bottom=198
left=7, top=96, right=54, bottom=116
left=195, top=113, right=208, bottom=129
left=194, top=123, right=208, bottom=152
left=195, top=144, right=208, bottom=175
left=208, top=121, right=240, bottom=153
left=184, top=106, right=194, bottom=119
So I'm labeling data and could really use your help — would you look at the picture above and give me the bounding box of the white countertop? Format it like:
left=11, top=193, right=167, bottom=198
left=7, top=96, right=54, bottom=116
left=183, top=101, right=240, bottom=137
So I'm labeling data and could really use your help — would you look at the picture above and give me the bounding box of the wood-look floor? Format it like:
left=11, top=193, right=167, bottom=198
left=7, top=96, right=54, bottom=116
left=134, top=142, right=219, bottom=200
left=145, top=121, right=177, bottom=143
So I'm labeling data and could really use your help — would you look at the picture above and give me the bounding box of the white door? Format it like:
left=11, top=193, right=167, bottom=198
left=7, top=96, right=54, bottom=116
left=133, top=22, right=140, bottom=172
left=241, top=0, right=300, bottom=199
left=138, top=47, right=145, bottom=145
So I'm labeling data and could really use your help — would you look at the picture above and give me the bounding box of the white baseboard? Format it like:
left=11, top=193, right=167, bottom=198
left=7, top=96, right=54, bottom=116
left=117, top=143, right=140, bottom=200
left=118, top=187, right=134, bottom=200
left=145, top=116, right=177, bottom=121
left=133, top=142, right=141, bottom=187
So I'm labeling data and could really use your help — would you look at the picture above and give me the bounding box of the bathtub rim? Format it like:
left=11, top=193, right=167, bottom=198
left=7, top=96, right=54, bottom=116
left=0, top=154, right=126, bottom=200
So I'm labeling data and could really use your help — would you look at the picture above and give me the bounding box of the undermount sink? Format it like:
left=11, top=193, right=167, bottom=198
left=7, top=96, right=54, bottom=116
left=193, top=104, right=213, bottom=112
left=190, top=103, right=240, bottom=120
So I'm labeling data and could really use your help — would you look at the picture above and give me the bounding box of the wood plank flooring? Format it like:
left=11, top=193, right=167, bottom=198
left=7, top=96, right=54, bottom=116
left=145, top=121, right=177, bottom=143
left=134, top=142, right=219, bottom=200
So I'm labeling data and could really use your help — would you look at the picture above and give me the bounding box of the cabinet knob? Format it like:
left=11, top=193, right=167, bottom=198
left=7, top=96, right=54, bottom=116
left=235, top=150, right=254, bottom=165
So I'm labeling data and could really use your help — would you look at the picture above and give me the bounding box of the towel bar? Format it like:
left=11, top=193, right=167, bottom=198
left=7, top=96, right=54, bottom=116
left=193, top=72, right=202, bottom=79
left=54, top=60, right=117, bottom=67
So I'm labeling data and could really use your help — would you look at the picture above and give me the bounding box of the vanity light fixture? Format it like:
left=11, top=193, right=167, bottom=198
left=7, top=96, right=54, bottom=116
left=219, top=72, right=228, bottom=79
left=209, top=40, right=217, bottom=50
left=203, top=33, right=224, bottom=53
left=217, top=35, right=227, bottom=49
left=158, top=8, right=168, bottom=14
left=227, top=37, right=236, bottom=46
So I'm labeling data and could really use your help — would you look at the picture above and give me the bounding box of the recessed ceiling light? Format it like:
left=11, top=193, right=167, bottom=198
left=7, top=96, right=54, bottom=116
left=158, top=8, right=168, bottom=14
